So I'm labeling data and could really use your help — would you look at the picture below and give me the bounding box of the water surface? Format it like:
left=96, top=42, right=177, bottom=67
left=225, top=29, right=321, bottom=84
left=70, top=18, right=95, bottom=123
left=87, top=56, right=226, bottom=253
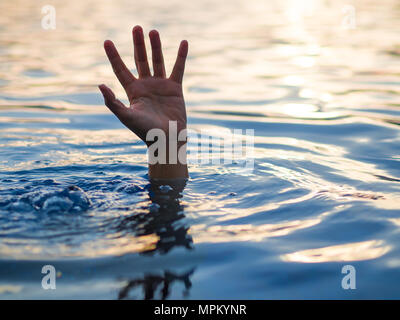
left=0, top=0, right=400, bottom=299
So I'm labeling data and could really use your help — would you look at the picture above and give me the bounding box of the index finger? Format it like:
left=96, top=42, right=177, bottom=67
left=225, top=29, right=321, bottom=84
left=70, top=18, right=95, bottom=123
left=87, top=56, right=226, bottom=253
left=104, top=40, right=136, bottom=89
left=169, top=40, right=188, bottom=84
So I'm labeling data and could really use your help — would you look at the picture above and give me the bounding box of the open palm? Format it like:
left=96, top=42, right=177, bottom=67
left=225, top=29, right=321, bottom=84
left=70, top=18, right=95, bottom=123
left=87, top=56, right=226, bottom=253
left=99, top=26, right=188, bottom=145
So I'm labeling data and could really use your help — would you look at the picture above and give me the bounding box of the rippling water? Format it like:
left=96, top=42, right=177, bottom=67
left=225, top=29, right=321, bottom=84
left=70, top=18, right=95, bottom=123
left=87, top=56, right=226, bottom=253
left=0, top=0, right=400, bottom=299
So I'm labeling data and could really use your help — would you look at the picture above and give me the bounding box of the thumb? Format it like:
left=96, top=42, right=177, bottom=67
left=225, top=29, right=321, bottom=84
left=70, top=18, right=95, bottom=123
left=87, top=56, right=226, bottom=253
left=98, top=84, right=129, bottom=119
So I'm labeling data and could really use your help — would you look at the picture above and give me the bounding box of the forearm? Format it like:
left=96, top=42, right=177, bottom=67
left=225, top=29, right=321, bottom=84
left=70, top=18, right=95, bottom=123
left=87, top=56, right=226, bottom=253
left=149, top=163, right=188, bottom=179
left=148, top=141, right=188, bottom=179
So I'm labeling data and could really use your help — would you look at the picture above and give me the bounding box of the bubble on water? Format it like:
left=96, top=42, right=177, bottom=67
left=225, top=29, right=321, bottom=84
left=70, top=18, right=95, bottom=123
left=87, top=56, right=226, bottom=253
left=42, top=196, right=74, bottom=214
left=159, top=185, right=173, bottom=193
left=3, top=185, right=91, bottom=215
left=63, top=186, right=91, bottom=210
left=116, top=183, right=144, bottom=194
left=8, top=201, right=33, bottom=212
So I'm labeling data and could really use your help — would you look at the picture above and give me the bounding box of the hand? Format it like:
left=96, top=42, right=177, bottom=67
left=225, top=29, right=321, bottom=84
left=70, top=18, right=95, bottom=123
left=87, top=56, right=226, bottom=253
left=99, top=26, right=189, bottom=179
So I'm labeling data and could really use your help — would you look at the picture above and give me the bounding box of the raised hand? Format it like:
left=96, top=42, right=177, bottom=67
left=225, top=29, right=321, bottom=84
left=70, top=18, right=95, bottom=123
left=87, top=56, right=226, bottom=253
left=99, top=26, right=189, bottom=179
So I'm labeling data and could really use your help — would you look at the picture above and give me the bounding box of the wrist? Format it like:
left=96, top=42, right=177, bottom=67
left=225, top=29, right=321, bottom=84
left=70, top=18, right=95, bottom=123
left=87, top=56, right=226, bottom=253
left=145, top=120, right=188, bottom=179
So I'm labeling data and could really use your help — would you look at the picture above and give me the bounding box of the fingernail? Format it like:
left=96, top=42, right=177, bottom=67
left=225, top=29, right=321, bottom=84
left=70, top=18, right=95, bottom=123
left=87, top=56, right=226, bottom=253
left=98, top=84, right=107, bottom=92
left=132, top=25, right=142, bottom=33
left=149, top=29, right=158, bottom=36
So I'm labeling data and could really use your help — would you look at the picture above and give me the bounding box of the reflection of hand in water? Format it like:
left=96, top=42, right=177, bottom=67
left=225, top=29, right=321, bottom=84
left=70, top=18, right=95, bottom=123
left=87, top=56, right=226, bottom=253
left=141, top=179, right=193, bottom=254
left=116, top=179, right=193, bottom=254
left=118, top=268, right=195, bottom=300
left=117, top=180, right=195, bottom=299
left=146, top=179, right=193, bottom=254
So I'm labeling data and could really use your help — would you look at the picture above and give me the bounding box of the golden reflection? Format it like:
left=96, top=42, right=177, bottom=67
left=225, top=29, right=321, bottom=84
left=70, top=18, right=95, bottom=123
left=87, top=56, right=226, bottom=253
left=190, top=218, right=321, bottom=243
left=282, top=240, right=391, bottom=263
left=0, top=127, right=147, bottom=171
left=284, top=0, right=318, bottom=23
left=0, top=116, right=69, bottom=124
left=258, top=157, right=400, bottom=210
left=389, top=218, right=400, bottom=227
left=282, top=75, right=305, bottom=86
left=185, top=122, right=400, bottom=210
left=282, top=103, right=341, bottom=119
left=0, top=285, right=22, bottom=294
left=291, top=56, right=315, bottom=68
left=0, top=234, right=159, bottom=260
left=187, top=204, right=347, bottom=244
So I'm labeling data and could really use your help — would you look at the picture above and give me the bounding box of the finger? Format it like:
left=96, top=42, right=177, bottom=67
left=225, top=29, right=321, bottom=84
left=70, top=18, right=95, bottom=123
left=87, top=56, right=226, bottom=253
left=104, top=40, right=136, bottom=90
left=169, top=40, right=188, bottom=84
left=98, top=84, right=129, bottom=120
left=149, top=30, right=166, bottom=78
left=132, top=25, right=151, bottom=78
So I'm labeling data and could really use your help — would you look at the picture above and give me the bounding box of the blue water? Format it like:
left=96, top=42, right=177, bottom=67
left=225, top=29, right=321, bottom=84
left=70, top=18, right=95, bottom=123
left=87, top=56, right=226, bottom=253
left=0, top=0, right=400, bottom=299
